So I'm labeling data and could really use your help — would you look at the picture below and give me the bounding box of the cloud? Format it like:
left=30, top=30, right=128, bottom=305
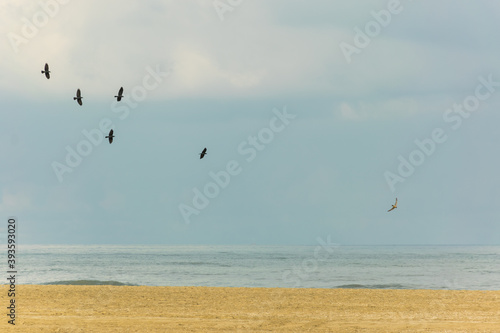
left=2, top=1, right=499, bottom=102
left=168, top=44, right=266, bottom=97
left=0, top=188, right=33, bottom=212
left=340, top=103, right=362, bottom=121
left=338, top=98, right=419, bottom=121
left=99, top=190, right=126, bottom=212
left=43, top=185, right=93, bottom=214
left=0, top=183, right=94, bottom=216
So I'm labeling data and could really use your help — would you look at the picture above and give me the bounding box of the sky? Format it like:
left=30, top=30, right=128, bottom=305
left=0, top=0, right=499, bottom=245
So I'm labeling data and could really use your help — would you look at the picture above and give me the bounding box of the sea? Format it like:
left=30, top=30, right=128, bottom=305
left=8, top=244, right=500, bottom=290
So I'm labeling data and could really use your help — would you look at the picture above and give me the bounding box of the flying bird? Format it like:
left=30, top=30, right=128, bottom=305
left=199, top=148, right=207, bottom=159
left=114, top=87, right=124, bottom=101
left=73, top=89, right=83, bottom=106
left=387, top=198, right=398, bottom=212
left=105, top=129, right=114, bottom=144
left=41, top=63, right=50, bottom=79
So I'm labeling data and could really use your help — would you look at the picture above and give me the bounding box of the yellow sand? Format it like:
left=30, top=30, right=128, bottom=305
left=1, top=285, right=499, bottom=332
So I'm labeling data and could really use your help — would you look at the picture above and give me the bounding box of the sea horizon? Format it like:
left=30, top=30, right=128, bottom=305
left=6, top=244, right=499, bottom=290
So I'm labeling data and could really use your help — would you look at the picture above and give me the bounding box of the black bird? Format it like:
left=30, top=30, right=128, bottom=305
left=199, top=148, right=207, bottom=159
left=114, top=87, right=124, bottom=101
left=41, top=63, right=50, bottom=79
left=105, top=129, right=114, bottom=144
left=74, top=89, right=83, bottom=106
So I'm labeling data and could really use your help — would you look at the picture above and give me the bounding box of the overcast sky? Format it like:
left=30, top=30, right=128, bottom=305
left=1, top=0, right=499, bottom=245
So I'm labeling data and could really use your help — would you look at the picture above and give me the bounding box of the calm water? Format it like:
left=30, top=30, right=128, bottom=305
left=9, top=245, right=500, bottom=290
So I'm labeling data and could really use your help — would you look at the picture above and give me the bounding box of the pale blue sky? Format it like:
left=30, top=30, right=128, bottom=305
left=1, top=0, right=499, bottom=245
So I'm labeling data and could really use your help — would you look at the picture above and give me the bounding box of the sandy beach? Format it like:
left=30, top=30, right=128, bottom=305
left=1, top=285, right=499, bottom=332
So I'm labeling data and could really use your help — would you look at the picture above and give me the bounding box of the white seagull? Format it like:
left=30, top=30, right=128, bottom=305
left=388, top=198, right=398, bottom=212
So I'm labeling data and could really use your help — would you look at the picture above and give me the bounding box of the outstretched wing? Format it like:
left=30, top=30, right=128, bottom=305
left=43, top=63, right=50, bottom=79
left=116, top=87, right=123, bottom=101
left=199, top=148, right=207, bottom=159
left=106, top=130, right=114, bottom=144
left=388, top=207, right=395, bottom=212
left=76, top=89, right=81, bottom=98
left=77, top=98, right=82, bottom=106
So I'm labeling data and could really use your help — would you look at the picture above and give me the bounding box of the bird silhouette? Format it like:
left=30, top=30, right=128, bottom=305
left=73, top=89, right=83, bottom=106
left=41, top=63, right=50, bottom=79
left=199, top=148, right=207, bottom=159
left=105, top=129, right=114, bottom=144
left=387, top=198, right=398, bottom=212
left=114, top=87, right=123, bottom=101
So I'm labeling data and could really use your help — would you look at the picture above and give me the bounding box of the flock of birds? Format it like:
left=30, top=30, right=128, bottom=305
left=42, top=62, right=396, bottom=210
left=42, top=63, right=208, bottom=155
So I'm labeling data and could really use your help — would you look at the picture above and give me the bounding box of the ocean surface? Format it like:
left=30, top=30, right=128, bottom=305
left=8, top=245, right=500, bottom=290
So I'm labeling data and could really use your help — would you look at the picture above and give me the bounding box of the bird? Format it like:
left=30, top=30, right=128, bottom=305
left=73, top=89, right=83, bottom=106
left=41, top=63, right=50, bottom=79
left=114, top=87, right=124, bottom=101
left=105, top=129, right=114, bottom=144
left=387, top=198, right=398, bottom=212
left=199, top=148, right=207, bottom=159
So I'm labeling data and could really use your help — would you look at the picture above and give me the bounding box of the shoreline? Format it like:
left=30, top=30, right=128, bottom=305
left=1, top=282, right=499, bottom=290
left=1, top=285, right=499, bottom=332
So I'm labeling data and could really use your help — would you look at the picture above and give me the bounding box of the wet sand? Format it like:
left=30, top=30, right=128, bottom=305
left=1, top=285, right=499, bottom=332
